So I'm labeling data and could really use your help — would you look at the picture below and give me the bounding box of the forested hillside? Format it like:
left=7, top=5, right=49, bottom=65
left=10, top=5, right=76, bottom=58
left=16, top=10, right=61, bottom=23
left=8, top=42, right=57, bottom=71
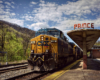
left=0, top=20, right=35, bottom=37
left=0, top=20, right=35, bottom=62
left=95, top=40, right=100, bottom=46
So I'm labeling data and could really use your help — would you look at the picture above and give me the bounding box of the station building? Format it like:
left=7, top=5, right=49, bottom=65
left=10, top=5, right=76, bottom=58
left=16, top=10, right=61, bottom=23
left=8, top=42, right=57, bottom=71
left=91, top=45, right=100, bottom=58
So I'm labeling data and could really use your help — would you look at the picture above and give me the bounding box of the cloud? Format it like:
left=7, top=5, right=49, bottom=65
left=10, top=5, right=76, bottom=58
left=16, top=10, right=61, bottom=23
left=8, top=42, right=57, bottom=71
left=33, top=1, right=62, bottom=23
left=0, top=14, right=24, bottom=26
left=30, top=1, right=37, bottom=7
left=4, top=1, right=15, bottom=9
left=31, top=1, right=37, bottom=4
left=0, top=0, right=100, bottom=35
left=0, top=1, right=24, bottom=27
left=6, top=19, right=24, bottom=26
left=29, top=22, right=49, bottom=31
left=28, top=0, right=100, bottom=32
left=0, top=1, right=3, bottom=3
left=5, top=9, right=11, bottom=12
left=11, top=5, right=15, bottom=8
left=32, top=0, right=100, bottom=23
left=0, top=3, right=4, bottom=8
left=11, top=2, right=15, bottom=4
left=51, top=18, right=100, bottom=32
left=11, top=13, right=16, bottom=16
left=21, top=14, right=33, bottom=21
left=97, top=37, right=100, bottom=41
left=40, top=0, right=45, bottom=4
left=5, top=2, right=11, bottom=6
left=0, top=3, right=23, bottom=27
left=5, top=5, right=10, bottom=8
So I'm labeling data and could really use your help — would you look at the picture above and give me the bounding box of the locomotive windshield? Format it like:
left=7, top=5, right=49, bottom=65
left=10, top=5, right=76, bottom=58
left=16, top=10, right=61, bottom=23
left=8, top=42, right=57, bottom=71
left=35, top=29, right=60, bottom=37
left=47, top=31, right=60, bottom=36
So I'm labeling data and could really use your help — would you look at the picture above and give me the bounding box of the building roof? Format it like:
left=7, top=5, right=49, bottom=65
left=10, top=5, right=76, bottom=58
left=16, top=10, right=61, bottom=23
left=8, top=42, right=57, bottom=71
left=92, top=45, right=100, bottom=49
left=67, top=29, right=100, bottom=51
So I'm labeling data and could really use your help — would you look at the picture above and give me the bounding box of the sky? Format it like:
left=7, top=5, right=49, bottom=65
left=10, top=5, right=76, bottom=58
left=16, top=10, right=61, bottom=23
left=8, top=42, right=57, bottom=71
left=0, top=0, right=100, bottom=42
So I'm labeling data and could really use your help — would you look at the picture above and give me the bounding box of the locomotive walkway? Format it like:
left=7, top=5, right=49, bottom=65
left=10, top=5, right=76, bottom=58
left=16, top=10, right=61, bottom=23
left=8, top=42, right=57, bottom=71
left=43, top=58, right=100, bottom=80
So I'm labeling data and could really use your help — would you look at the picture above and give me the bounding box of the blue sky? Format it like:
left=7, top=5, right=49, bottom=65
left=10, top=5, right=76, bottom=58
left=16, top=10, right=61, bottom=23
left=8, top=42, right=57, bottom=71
left=0, top=0, right=100, bottom=43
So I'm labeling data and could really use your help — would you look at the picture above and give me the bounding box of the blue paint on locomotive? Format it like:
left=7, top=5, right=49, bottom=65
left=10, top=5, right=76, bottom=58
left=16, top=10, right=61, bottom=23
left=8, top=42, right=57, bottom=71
left=35, top=28, right=68, bottom=42
left=35, top=28, right=61, bottom=37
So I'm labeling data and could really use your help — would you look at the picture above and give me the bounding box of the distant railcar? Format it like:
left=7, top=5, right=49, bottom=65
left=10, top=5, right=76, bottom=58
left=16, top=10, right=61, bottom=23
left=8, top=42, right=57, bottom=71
left=28, top=28, right=82, bottom=71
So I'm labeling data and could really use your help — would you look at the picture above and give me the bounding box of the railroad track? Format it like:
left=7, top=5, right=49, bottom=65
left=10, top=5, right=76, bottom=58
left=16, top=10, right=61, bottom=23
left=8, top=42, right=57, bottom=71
left=6, top=71, right=49, bottom=80
left=5, top=61, right=75, bottom=80
left=4, top=59, right=81, bottom=80
left=5, top=60, right=78, bottom=80
left=0, top=62, right=28, bottom=68
left=0, top=63, right=28, bottom=73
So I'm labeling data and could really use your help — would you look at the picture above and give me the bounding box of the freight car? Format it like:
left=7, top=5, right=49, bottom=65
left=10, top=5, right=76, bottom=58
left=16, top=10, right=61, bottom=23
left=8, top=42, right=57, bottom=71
left=69, top=42, right=83, bottom=59
left=28, top=28, right=82, bottom=71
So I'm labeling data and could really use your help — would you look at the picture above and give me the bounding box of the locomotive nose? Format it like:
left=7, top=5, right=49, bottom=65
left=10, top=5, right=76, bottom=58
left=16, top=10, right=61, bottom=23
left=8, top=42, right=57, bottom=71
left=36, top=59, right=43, bottom=67
left=36, top=35, right=50, bottom=54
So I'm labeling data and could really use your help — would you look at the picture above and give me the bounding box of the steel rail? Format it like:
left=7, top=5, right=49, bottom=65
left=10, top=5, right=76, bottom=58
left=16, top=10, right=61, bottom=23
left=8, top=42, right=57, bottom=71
left=0, top=64, right=28, bottom=73
left=6, top=71, right=48, bottom=80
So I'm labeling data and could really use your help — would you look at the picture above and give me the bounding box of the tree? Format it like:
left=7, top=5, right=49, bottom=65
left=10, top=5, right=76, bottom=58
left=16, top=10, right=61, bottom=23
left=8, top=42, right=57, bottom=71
left=21, top=32, right=31, bottom=58
left=0, top=22, right=8, bottom=51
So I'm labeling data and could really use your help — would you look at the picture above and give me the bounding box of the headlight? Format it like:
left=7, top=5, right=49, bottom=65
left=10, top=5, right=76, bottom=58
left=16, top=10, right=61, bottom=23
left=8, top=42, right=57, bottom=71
left=41, top=36, right=44, bottom=40
left=31, top=41, right=36, bottom=44
left=46, top=49, right=48, bottom=52
left=51, top=40, right=57, bottom=43
left=31, top=50, right=34, bottom=53
left=31, top=50, right=33, bottom=52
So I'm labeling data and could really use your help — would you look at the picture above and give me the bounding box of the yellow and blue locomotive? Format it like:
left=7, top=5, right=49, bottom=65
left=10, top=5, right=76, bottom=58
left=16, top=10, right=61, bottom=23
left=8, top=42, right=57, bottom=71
left=28, top=28, right=82, bottom=71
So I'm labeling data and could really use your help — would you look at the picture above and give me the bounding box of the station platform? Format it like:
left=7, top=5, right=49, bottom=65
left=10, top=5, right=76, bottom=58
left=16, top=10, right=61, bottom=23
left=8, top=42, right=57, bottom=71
left=43, top=58, right=100, bottom=80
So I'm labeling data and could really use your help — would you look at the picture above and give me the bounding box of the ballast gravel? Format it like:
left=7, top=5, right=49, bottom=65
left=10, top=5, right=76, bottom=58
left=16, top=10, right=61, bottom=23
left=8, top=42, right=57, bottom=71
left=0, top=68, right=32, bottom=80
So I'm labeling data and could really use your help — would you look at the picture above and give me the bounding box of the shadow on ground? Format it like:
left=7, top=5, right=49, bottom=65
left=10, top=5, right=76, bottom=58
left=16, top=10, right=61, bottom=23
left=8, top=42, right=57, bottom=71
left=70, top=58, right=100, bottom=71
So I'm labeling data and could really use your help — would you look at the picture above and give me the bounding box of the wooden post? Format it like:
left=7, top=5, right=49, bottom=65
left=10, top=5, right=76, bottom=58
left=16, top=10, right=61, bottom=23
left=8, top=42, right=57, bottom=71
left=83, top=32, right=87, bottom=69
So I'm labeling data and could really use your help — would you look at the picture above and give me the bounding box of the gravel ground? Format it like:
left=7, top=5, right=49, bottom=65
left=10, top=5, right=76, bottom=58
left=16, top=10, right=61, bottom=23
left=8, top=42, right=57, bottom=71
left=0, top=68, right=32, bottom=80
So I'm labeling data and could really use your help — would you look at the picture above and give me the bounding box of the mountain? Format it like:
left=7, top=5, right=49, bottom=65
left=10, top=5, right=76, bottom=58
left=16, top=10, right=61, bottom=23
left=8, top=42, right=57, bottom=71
left=0, top=20, right=35, bottom=37
left=0, top=20, right=35, bottom=62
